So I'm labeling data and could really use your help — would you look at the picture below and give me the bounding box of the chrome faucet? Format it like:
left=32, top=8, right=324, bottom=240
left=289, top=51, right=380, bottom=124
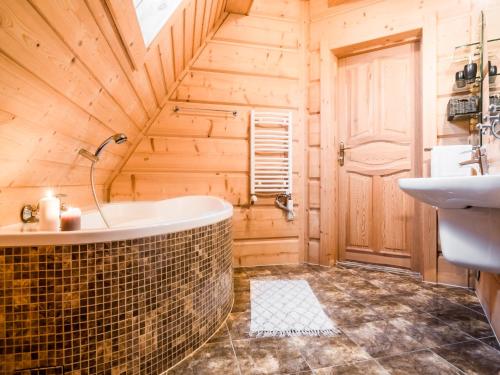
left=459, top=146, right=488, bottom=175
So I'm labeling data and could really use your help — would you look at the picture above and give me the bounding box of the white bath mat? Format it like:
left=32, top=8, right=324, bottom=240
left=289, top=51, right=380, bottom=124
left=250, top=279, right=339, bottom=337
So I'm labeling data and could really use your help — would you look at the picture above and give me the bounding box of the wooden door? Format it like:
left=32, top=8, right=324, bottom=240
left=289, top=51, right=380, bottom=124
left=337, top=42, right=420, bottom=269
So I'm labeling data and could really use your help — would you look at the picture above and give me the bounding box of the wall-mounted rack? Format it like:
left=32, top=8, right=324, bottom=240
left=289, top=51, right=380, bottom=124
left=172, top=105, right=238, bottom=117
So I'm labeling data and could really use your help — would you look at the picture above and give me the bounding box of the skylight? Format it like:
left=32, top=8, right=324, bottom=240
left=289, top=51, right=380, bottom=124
left=134, top=0, right=183, bottom=46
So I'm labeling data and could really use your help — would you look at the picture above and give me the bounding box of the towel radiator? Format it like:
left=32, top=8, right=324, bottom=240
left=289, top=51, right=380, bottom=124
left=250, top=110, right=294, bottom=220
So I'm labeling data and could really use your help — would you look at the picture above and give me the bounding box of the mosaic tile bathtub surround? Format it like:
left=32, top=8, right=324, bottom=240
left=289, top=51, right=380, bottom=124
left=0, top=218, right=233, bottom=375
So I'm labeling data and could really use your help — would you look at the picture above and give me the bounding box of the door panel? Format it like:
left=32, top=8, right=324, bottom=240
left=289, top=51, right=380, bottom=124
left=338, top=42, right=419, bottom=269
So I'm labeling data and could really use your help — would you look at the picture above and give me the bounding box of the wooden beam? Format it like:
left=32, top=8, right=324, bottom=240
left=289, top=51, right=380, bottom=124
left=420, top=12, right=438, bottom=282
left=225, top=0, right=253, bottom=15
left=104, top=0, right=146, bottom=70
left=319, top=39, right=337, bottom=266
left=328, top=0, right=361, bottom=7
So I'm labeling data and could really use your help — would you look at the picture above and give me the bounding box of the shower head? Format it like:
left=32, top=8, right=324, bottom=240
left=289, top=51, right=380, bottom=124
left=112, top=133, right=128, bottom=145
left=95, top=133, right=128, bottom=157
left=79, top=133, right=128, bottom=162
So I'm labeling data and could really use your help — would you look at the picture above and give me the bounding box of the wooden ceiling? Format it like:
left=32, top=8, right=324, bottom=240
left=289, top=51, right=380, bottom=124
left=0, top=0, right=232, bottom=223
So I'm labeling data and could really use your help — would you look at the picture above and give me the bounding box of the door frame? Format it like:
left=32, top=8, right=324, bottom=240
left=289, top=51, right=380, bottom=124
left=318, top=18, right=438, bottom=280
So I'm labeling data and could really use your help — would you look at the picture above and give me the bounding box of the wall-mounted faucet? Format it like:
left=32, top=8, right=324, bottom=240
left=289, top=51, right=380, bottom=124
left=459, top=146, right=488, bottom=175
left=79, top=134, right=128, bottom=228
left=20, top=194, right=67, bottom=223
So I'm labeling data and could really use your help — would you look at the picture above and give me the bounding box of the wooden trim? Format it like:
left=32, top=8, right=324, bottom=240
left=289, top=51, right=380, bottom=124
left=319, top=39, right=336, bottom=266
left=225, top=0, right=253, bottom=15
left=420, top=12, right=438, bottom=281
left=104, top=0, right=146, bottom=70
left=344, top=250, right=412, bottom=269
left=319, top=23, right=436, bottom=273
left=297, top=0, right=309, bottom=263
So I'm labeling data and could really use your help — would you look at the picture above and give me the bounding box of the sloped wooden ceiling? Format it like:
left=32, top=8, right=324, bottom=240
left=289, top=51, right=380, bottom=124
left=0, top=0, right=227, bottom=225
left=110, top=0, right=307, bottom=266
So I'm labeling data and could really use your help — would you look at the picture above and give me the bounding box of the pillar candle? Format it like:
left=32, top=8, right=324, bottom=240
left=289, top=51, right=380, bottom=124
left=60, top=207, right=82, bottom=231
left=39, top=191, right=60, bottom=231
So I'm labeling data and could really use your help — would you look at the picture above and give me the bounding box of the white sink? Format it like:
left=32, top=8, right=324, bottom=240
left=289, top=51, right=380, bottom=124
left=399, top=175, right=500, bottom=209
left=399, top=175, right=500, bottom=273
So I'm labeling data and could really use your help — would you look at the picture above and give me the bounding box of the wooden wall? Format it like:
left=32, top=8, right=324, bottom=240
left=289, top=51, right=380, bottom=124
left=308, top=0, right=500, bottom=337
left=109, top=0, right=308, bottom=267
left=0, top=0, right=226, bottom=225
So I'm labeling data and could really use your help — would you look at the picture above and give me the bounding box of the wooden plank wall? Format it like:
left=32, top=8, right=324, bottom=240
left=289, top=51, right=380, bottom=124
left=110, top=0, right=308, bottom=267
left=309, top=0, right=500, bottom=336
left=0, top=0, right=225, bottom=225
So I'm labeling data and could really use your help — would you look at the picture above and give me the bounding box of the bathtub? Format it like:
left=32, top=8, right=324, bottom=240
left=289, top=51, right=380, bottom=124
left=0, top=195, right=233, bottom=246
left=0, top=196, right=234, bottom=374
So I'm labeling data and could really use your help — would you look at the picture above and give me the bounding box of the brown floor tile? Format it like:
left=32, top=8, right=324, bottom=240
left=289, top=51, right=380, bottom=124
left=233, top=337, right=311, bottom=374
left=342, top=319, right=424, bottom=358
left=235, top=276, right=251, bottom=292
left=208, top=323, right=231, bottom=344
left=396, top=289, right=463, bottom=312
left=429, top=305, right=494, bottom=338
left=378, top=349, right=461, bottom=375
left=387, top=313, right=473, bottom=347
left=333, top=279, right=391, bottom=299
left=323, top=301, right=382, bottom=326
left=442, top=288, right=482, bottom=308
left=227, top=312, right=251, bottom=340
left=314, top=286, right=356, bottom=305
left=243, top=266, right=280, bottom=277
left=167, top=341, right=240, bottom=374
left=220, top=265, right=499, bottom=375
left=314, top=360, right=389, bottom=374
left=433, top=340, right=500, bottom=375
left=360, top=296, right=414, bottom=318
left=322, top=268, right=359, bottom=283
left=480, top=336, right=500, bottom=351
left=232, top=291, right=250, bottom=313
left=370, top=278, right=424, bottom=294
left=290, top=334, right=371, bottom=369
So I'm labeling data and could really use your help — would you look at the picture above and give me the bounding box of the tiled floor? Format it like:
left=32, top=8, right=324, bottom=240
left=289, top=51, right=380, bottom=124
left=168, top=265, right=500, bottom=374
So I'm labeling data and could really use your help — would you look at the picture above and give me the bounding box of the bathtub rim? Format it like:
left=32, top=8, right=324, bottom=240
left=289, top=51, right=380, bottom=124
left=0, top=195, right=233, bottom=247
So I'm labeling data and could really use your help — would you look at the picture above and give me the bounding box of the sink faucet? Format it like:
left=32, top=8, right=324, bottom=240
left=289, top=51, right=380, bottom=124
left=459, top=146, right=488, bottom=175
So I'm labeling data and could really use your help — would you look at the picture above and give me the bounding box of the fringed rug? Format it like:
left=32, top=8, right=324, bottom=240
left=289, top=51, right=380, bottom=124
left=250, top=279, right=339, bottom=337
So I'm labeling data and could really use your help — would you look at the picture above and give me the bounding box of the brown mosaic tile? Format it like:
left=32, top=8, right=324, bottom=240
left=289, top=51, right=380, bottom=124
left=0, top=219, right=233, bottom=375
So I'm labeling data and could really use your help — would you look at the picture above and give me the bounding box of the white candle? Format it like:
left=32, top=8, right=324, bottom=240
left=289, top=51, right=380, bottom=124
left=60, top=207, right=82, bottom=231
left=38, top=191, right=60, bottom=231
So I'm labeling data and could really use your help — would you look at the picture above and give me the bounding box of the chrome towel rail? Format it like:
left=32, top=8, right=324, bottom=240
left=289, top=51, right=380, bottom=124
left=172, top=105, right=238, bottom=117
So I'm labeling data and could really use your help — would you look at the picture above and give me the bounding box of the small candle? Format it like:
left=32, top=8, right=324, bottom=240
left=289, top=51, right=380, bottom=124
left=39, top=190, right=60, bottom=231
left=60, top=207, right=82, bottom=231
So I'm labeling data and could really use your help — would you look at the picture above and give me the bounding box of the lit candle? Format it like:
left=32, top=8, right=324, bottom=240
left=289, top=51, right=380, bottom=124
left=38, top=190, right=60, bottom=231
left=60, top=207, right=82, bottom=231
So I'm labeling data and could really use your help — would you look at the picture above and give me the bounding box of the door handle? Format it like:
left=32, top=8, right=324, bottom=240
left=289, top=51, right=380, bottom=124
left=338, top=141, right=351, bottom=166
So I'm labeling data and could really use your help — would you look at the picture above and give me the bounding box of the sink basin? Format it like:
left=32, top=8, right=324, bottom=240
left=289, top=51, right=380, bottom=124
left=398, top=174, right=500, bottom=273
left=399, top=175, right=500, bottom=209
